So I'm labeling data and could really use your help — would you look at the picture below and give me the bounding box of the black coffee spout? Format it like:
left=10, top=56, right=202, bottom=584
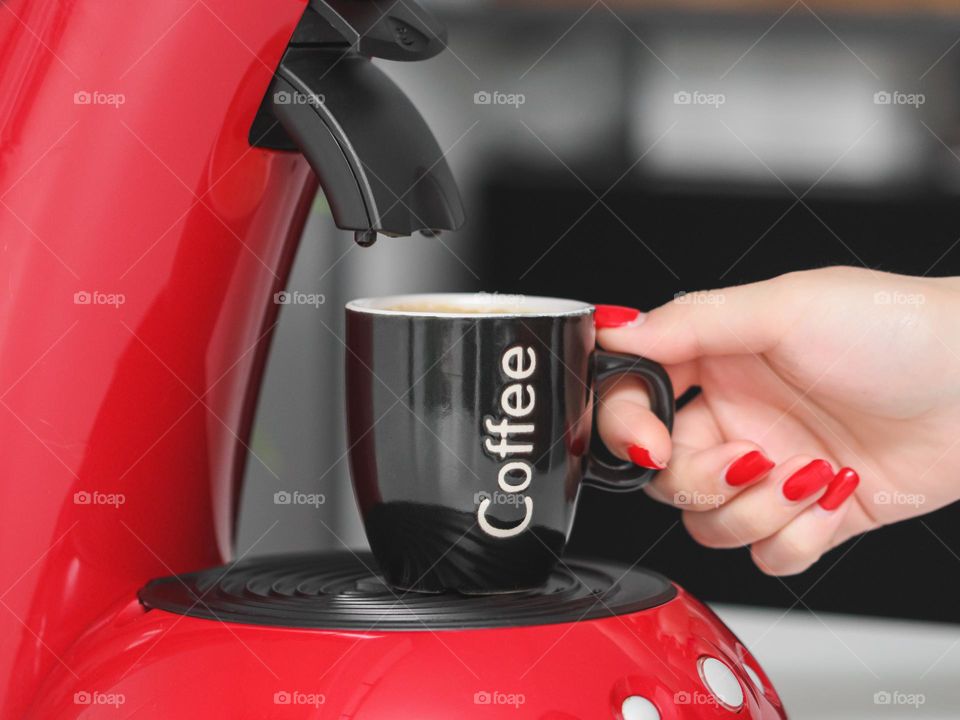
left=250, top=0, right=465, bottom=244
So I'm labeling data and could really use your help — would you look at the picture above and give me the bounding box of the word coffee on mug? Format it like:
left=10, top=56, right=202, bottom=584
left=479, top=344, right=537, bottom=538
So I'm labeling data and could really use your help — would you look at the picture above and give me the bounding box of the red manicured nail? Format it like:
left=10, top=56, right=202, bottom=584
left=568, top=433, right=586, bottom=457
left=818, top=467, right=860, bottom=511
left=782, top=459, right=834, bottom=501
left=725, top=450, right=775, bottom=487
left=594, top=304, right=642, bottom=329
left=628, top=445, right=665, bottom=470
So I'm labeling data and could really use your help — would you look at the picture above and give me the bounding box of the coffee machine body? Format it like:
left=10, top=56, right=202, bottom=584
left=30, top=552, right=786, bottom=719
left=0, top=2, right=786, bottom=718
left=0, top=2, right=319, bottom=715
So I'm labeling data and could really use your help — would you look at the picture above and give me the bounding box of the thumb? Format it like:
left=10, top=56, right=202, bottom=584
left=594, top=275, right=799, bottom=365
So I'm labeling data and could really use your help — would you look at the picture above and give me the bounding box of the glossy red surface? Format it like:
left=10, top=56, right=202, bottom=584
left=26, top=586, right=785, bottom=719
left=0, top=1, right=313, bottom=716
left=0, top=3, right=789, bottom=718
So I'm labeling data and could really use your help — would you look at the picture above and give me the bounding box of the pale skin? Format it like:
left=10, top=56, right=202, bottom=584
left=594, top=266, right=960, bottom=576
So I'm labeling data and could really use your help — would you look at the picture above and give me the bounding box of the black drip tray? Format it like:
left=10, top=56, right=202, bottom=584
left=138, top=551, right=676, bottom=630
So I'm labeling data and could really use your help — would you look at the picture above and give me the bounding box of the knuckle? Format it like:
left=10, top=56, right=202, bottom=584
left=729, top=509, right=772, bottom=545
left=751, top=548, right=784, bottom=576
left=779, top=530, right=822, bottom=565
left=681, top=512, right=714, bottom=547
left=753, top=547, right=817, bottom=577
left=753, top=528, right=825, bottom=577
left=682, top=512, right=729, bottom=549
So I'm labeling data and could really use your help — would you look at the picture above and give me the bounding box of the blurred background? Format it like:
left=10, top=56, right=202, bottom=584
left=237, top=1, right=960, bottom=714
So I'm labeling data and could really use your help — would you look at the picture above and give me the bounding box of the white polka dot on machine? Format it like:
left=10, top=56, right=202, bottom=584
left=620, top=695, right=660, bottom=720
left=743, top=663, right=764, bottom=693
left=699, top=656, right=744, bottom=710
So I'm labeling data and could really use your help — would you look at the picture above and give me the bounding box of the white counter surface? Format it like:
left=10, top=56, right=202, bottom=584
left=714, top=605, right=960, bottom=719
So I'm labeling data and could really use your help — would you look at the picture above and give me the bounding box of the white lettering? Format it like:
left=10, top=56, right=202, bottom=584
left=498, top=461, right=533, bottom=492
left=502, top=345, right=536, bottom=379
left=477, top=496, right=532, bottom=538
left=479, top=345, right=538, bottom=538
left=484, top=437, right=533, bottom=458
left=501, top=383, right=535, bottom=417
left=484, top=417, right=534, bottom=437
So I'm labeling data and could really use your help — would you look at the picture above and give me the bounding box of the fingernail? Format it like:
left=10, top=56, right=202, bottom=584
left=782, top=459, right=834, bottom=502
left=628, top=445, right=665, bottom=470
left=725, top=450, right=775, bottom=487
left=818, top=467, right=860, bottom=511
left=594, top=304, right=643, bottom=329
left=568, top=433, right=586, bottom=457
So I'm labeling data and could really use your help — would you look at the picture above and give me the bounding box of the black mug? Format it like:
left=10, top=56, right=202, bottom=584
left=345, top=293, right=674, bottom=593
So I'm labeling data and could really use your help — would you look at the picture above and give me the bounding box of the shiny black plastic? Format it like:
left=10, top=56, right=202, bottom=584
left=138, top=551, right=677, bottom=630
left=584, top=351, right=675, bottom=491
left=249, top=1, right=465, bottom=238
left=345, top=304, right=674, bottom=593
left=307, top=0, right=448, bottom=61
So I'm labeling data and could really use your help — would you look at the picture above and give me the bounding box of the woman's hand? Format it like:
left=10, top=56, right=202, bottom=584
left=595, top=267, right=960, bottom=575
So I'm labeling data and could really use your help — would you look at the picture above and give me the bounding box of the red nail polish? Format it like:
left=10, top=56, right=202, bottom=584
left=594, top=304, right=642, bottom=329
left=725, top=450, right=774, bottom=487
left=568, top=433, right=586, bottom=457
left=628, top=445, right=664, bottom=470
left=818, top=467, right=860, bottom=511
left=782, top=459, right=834, bottom=501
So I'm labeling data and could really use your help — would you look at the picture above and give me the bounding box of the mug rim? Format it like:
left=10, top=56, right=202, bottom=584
left=346, top=293, right=594, bottom=318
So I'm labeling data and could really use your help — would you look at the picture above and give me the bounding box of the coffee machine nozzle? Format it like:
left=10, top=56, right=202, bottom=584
left=250, top=0, right=466, bottom=246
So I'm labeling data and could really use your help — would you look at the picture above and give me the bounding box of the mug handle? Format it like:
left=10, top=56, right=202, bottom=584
left=583, top=350, right=675, bottom=492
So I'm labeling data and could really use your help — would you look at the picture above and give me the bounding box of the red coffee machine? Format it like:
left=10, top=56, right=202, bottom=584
left=0, top=2, right=786, bottom=717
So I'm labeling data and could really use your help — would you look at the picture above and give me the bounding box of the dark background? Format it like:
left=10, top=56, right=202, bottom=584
left=477, top=164, right=960, bottom=623
left=243, top=2, right=960, bottom=628
left=374, top=2, right=960, bottom=627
